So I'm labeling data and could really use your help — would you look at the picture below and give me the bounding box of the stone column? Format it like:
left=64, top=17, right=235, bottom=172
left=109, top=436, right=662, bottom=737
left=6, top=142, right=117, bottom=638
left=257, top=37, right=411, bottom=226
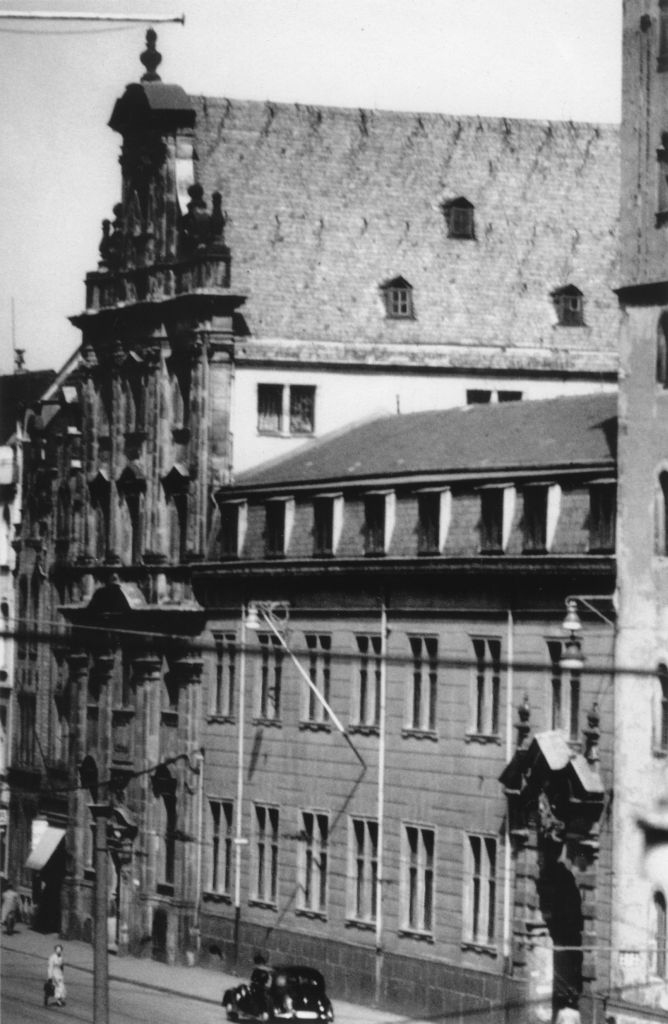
left=172, top=653, right=203, bottom=954
left=129, top=652, right=162, bottom=946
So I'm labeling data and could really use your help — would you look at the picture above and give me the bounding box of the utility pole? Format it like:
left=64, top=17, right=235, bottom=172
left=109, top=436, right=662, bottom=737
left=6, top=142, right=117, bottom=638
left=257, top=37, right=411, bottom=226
left=90, top=804, right=112, bottom=1024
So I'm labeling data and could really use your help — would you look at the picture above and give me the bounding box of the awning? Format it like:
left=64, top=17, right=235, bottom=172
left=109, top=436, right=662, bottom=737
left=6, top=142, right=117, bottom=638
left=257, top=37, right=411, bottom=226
left=25, top=826, right=65, bottom=871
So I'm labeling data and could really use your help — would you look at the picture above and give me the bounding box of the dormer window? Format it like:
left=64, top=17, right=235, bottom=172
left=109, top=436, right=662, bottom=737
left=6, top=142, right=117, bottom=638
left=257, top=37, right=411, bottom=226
left=417, top=489, right=452, bottom=555
left=552, top=285, right=585, bottom=327
left=265, top=497, right=295, bottom=558
left=364, top=491, right=395, bottom=555
left=479, top=485, right=515, bottom=554
left=589, top=481, right=616, bottom=553
left=218, top=499, right=247, bottom=558
left=443, top=197, right=475, bottom=239
left=382, top=277, right=414, bottom=319
left=313, top=494, right=344, bottom=557
left=522, top=484, right=561, bottom=554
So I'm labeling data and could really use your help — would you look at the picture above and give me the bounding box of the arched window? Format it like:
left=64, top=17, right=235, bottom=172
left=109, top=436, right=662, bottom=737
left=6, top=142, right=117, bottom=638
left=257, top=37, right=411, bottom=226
left=653, top=890, right=668, bottom=978
left=658, top=314, right=668, bottom=386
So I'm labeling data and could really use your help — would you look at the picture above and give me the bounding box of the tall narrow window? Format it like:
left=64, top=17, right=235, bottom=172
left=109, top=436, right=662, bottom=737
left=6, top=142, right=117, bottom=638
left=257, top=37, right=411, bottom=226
left=658, top=664, right=668, bottom=754
left=658, top=472, right=668, bottom=556
left=655, top=891, right=668, bottom=979
left=660, top=1, right=668, bottom=72
left=265, top=498, right=294, bottom=558
left=417, top=493, right=440, bottom=554
left=219, top=501, right=247, bottom=558
left=364, top=492, right=394, bottom=555
left=472, top=637, right=501, bottom=736
left=212, top=633, right=236, bottom=719
left=313, top=495, right=343, bottom=556
left=522, top=485, right=548, bottom=553
left=18, top=692, right=36, bottom=765
left=164, top=794, right=177, bottom=888
left=253, top=804, right=279, bottom=905
left=257, top=633, right=283, bottom=721
left=480, top=489, right=504, bottom=553
left=209, top=799, right=234, bottom=896
left=350, top=818, right=378, bottom=924
left=289, top=386, right=315, bottom=434
left=402, top=825, right=434, bottom=935
left=354, top=635, right=382, bottom=728
left=465, top=834, right=497, bottom=946
left=658, top=314, right=668, bottom=387
left=299, top=811, right=329, bottom=915
left=257, top=385, right=283, bottom=433
left=407, top=636, right=438, bottom=733
left=304, top=634, right=331, bottom=724
left=589, top=482, right=616, bottom=553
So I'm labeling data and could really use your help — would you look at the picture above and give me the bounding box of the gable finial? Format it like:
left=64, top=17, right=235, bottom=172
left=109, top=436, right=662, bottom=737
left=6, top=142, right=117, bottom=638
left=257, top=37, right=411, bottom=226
left=140, top=28, right=162, bottom=82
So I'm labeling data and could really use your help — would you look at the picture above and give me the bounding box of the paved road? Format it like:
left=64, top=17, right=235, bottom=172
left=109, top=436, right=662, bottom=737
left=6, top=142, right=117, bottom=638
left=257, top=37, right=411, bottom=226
left=1, top=942, right=225, bottom=1024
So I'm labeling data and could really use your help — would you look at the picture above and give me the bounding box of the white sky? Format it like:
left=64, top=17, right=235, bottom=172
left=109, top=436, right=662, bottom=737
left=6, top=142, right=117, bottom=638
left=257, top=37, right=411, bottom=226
left=0, top=0, right=622, bottom=375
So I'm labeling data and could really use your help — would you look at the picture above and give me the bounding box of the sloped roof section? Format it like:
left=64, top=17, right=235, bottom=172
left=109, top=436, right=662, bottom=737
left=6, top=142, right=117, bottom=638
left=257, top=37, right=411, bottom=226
left=195, top=99, right=620, bottom=372
left=233, top=392, right=617, bottom=490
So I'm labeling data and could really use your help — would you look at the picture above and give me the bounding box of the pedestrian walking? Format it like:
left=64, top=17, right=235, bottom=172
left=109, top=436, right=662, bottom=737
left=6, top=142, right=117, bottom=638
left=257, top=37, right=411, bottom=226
left=45, top=944, right=66, bottom=1007
left=1, top=881, right=20, bottom=934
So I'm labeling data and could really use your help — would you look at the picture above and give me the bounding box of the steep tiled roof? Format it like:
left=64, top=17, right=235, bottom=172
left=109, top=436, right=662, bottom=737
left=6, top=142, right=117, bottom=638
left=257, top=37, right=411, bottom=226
left=195, top=99, right=620, bottom=373
left=233, top=393, right=617, bottom=490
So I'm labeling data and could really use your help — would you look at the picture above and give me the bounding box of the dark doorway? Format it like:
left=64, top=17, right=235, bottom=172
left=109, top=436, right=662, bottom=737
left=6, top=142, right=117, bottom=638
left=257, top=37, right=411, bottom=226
left=152, top=907, right=168, bottom=962
left=538, top=857, right=584, bottom=1015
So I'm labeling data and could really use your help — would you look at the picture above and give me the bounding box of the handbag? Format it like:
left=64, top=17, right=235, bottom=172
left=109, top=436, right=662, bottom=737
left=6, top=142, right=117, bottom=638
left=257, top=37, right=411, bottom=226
left=44, top=979, right=55, bottom=998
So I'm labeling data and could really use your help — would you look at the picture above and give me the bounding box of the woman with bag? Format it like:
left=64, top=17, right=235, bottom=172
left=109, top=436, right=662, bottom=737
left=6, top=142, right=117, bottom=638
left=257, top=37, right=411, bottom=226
left=45, top=944, right=66, bottom=1007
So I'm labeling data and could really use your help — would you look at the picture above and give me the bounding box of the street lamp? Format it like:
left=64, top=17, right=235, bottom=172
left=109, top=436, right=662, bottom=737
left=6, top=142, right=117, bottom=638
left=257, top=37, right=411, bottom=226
left=560, top=598, right=585, bottom=672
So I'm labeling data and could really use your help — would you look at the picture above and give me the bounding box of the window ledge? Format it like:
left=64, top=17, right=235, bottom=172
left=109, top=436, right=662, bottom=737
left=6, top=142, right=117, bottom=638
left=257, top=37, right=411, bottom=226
left=299, top=721, right=332, bottom=732
left=207, top=714, right=235, bottom=725
left=252, top=717, right=282, bottom=728
left=156, top=883, right=174, bottom=897
left=461, top=941, right=498, bottom=958
left=295, top=909, right=327, bottom=921
left=401, top=728, right=438, bottom=741
left=248, top=899, right=277, bottom=911
left=398, top=929, right=434, bottom=943
left=345, top=918, right=375, bottom=931
left=349, top=724, right=379, bottom=736
left=202, top=891, right=232, bottom=905
left=653, top=748, right=668, bottom=759
left=465, top=733, right=501, bottom=745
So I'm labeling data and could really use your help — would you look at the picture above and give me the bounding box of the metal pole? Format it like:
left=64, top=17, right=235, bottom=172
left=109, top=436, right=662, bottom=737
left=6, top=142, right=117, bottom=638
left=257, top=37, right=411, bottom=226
left=258, top=609, right=366, bottom=767
left=90, top=803, right=112, bottom=1024
left=233, top=608, right=247, bottom=963
left=502, top=609, right=514, bottom=974
left=0, top=11, right=185, bottom=22
left=375, top=602, right=388, bottom=1004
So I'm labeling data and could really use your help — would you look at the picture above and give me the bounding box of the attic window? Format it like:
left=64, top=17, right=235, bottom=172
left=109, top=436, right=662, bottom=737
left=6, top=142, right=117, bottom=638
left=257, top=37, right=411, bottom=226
left=552, top=285, right=584, bottom=327
left=443, top=197, right=475, bottom=239
left=382, top=277, right=414, bottom=319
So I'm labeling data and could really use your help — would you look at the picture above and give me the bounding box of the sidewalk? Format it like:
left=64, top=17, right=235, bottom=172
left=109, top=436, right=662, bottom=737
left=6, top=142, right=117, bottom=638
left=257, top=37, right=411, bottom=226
left=3, top=926, right=420, bottom=1024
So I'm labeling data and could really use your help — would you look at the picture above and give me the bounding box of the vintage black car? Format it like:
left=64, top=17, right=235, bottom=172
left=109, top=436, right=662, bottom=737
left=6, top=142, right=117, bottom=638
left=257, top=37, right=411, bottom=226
left=222, top=965, right=334, bottom=1023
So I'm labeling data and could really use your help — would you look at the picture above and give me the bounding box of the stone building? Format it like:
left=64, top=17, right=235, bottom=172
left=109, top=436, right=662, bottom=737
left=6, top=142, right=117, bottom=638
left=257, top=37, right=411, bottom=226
left=5, top=26, right=624, bottom=1018
left=608, top=2, right=668, bottom=1022
left=196, top=393, right=616, bottom=1022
